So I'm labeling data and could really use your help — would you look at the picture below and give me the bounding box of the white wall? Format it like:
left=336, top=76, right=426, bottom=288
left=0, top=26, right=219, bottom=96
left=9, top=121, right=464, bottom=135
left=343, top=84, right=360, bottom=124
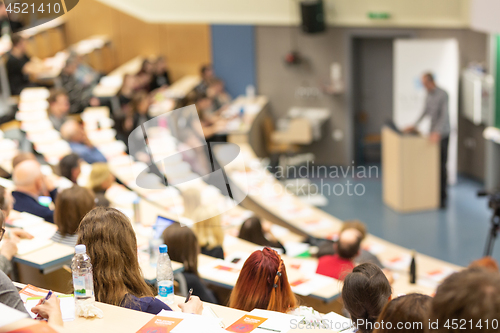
left=470, top=0, right=500, bottom=33
left=97, top=0, right=470, bottom=28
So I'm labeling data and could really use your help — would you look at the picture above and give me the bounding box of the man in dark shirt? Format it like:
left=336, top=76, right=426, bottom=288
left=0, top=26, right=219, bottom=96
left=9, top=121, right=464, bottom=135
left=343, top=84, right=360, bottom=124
left=195, top=64, right=215, bottom=96
left=11, top=160, right=57, bottom=223
left=6, top=34, right=32, bottom=95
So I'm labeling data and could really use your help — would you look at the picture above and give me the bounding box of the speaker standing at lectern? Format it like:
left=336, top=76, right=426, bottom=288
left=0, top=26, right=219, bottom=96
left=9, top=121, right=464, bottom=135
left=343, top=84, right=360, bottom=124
left=404, top=73, right=450, bottom=209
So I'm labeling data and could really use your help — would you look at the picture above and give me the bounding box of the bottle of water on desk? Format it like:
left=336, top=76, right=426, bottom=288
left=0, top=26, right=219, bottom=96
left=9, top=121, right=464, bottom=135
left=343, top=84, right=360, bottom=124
left=157, top=244, right=174, bottom=304
left=72, top=245, right=95, bottom=305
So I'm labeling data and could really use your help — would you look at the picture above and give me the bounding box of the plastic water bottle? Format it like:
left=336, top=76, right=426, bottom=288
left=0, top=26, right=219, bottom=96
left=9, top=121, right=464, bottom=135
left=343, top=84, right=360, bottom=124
left=157, top=244, right=174, bottom=305
left=72, top=245, right=95, bottom=304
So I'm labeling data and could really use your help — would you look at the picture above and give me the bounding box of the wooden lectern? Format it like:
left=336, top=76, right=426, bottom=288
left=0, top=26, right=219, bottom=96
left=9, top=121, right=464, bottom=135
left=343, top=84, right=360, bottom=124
left=382, top=126, right=440, bottom=212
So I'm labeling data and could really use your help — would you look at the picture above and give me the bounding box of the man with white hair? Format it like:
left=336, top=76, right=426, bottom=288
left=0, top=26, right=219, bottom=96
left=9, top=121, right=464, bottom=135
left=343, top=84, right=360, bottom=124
left=60, top=119, right=106, bottom=164
left=11, top=160, right=57, bottom=223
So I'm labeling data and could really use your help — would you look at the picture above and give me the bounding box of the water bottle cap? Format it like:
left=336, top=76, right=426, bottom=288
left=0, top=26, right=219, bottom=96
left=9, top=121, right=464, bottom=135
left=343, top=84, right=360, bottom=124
left=159, top=244, right=168, bottom=253
left=75, top=244, right=86, bottom=254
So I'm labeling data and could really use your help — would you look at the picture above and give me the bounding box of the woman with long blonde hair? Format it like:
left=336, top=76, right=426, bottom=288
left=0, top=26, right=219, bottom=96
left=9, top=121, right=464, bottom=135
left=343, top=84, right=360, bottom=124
left=77, top=207, right=202, bottom=315
left=191, top=205, right=225, bottom=259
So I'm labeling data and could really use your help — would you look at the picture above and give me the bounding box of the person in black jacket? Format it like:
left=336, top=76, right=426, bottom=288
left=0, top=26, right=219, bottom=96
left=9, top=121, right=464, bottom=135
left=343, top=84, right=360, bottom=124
left=162, top=223, right=218, bottom=304
left=6, top=35, right=32, bottom=95
left=149, top=57, right=171, bottom=91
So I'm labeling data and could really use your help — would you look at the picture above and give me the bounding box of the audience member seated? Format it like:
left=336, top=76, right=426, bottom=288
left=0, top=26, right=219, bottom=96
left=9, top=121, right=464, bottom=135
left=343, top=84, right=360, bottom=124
left=373, top=294, right=431, bottom=333
left=195, top=64, right=215, bottom=96
left=207, top=78, right=231, bottom=112
left=238, top=217, right=286, bottom=254
left=58, top=153, right=81, bottom=184
left=12, top=160, right=57, bottom=223
left=150, top=56, right=171, bottom=91
left=51, top=186, right=95, bottom=248
left=181, top=188, right=201, bottom=220
left=74, top=55, right=100, bottom=87
left=77, top=207, right=203, bottom=315
left=192, top=206, right=225, bottom=260
left=6, top=35, right=35, bottom=95
left=88, top=163, right=114, bottom=195
left=316, top=228, right=362, bottom=280
left=195, top=94, right=226, bottom=140
left=0, top=188, right=33, bottom=275
left=229, top=247, right=297, bottom=313
left=116, top=90, right=151, bottom=144
left=60, top=56, right=100, bottom=114
left=1, top=267, right=63, bottom=327
left=129, top=90, right=152, bottom=129
left=342, top=263, right=392, bottom=333
left=468, top=256, right=499, bottom=272
left=0, top=267, right=27, bottom=313
left=118, top=74, right=137, bottom=109
left=317, top=220, right=384, bottom=268
left=428, top=268, right=500, bottom=333
left=136, top=59, right=154, bottom=92
left=47, top=89, right=70, bottom=131
left=162, top=223, right=218, bottom=304
left=60, top=119, right=107, bottom=164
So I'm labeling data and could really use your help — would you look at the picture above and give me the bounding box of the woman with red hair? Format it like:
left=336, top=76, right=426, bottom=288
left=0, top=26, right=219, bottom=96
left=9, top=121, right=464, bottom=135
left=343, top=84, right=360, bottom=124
left=229, top=247, right=297, bottom=313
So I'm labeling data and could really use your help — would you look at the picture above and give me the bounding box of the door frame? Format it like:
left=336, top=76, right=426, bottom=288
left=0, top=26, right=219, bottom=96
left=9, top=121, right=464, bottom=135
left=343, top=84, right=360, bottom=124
left=344, top=29, right=416, bottom=165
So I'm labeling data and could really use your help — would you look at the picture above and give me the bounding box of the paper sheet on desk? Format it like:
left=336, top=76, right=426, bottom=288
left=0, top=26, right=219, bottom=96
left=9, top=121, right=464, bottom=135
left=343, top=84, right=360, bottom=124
left=383, top=254, right=412, bottom=271
left=302, top=219, right=332, bottom=233
left=198, top=260, right=241, bottom=284
left=16, top=238, right=53, bottom=255
left=156, top=310, right=225, bottom=333
left=290, top=274, right=335, bottom=296
left=11, top=213, right=44, bottom=228
left=249, top=309, right=304, bottom=333
left=25, top=295, right=75, bottom=322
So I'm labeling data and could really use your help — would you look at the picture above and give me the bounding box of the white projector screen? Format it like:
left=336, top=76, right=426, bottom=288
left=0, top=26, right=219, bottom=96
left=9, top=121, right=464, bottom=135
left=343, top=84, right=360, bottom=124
left=393, top=39, right=459, bottom=184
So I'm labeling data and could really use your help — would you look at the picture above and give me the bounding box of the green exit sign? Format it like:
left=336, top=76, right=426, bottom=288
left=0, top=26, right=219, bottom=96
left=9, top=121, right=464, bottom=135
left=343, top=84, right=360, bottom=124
left=368, top=12, right=391, bottom=20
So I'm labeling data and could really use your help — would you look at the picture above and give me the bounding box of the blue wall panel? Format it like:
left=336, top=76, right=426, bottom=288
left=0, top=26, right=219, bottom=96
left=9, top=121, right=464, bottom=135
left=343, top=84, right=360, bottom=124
left=211, top=25, right=255, bottom=98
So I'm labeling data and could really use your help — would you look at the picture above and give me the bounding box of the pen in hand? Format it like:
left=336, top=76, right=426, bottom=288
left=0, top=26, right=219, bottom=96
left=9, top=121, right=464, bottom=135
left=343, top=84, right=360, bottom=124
left=35, top=290, right=53, bottom=320
left=184, top=288, right=193, bottom=303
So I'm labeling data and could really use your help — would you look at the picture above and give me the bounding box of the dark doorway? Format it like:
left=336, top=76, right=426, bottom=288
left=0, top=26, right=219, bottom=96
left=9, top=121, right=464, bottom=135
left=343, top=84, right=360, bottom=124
left=352, top=38, right=394, bottom=165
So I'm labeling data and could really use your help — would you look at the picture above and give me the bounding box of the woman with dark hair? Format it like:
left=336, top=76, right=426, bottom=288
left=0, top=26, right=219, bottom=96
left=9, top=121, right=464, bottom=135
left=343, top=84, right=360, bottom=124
left=162, top=223, right=218, bottom=304
left=51, top=186, right=95, bottom=247
left=77, top=207, right=203, bottom=315
left=58, top=153, right=81, bottom=184
left=136, top=59, right=154, bottom=92
left=373, top=294, right=431, bottom=333
left=238, top=217, right=286, bottom=254
left=229, top=247, right=297, bottom=313
left=342, top=263, right=392, bottom=333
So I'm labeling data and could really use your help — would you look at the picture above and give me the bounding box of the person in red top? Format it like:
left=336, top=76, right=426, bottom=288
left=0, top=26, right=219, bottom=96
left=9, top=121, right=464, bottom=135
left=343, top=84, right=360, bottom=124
left=316, top=228, right=362, bottom=280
